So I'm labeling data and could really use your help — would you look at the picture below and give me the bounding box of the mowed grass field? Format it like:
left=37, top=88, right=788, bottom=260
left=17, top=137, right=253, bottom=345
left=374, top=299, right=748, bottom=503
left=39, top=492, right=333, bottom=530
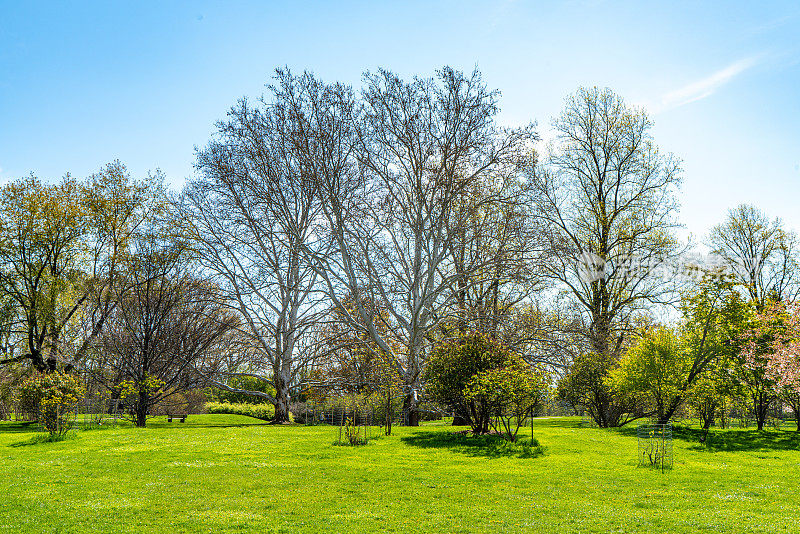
left=1, top=415, right=799, bottom=533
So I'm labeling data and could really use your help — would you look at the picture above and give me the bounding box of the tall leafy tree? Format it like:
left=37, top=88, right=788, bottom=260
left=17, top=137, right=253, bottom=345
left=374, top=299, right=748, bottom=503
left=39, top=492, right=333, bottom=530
left=679, top=275, right=751, bottom=427
left=0, top=162, right=163, bottom=372
left=0, top=175, right=86, bottom=371
left=531, top=86, right=682, bottom=426
left=737, top=301, right=800, bottom=430
left=608, top=326, right=687, bottom=424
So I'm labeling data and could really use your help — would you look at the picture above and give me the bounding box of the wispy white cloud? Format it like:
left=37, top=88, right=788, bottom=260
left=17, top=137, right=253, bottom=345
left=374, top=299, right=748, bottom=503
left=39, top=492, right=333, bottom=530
left=654, top=57, right=759, bottom=113
left=747, top=13, right=799, bottom=36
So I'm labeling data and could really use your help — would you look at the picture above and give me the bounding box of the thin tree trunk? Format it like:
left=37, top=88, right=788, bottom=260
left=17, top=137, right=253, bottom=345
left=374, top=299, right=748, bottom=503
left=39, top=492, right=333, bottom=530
left=754, top=393, right=768, bottom=431
left=385, top=388, right=392, bottom=436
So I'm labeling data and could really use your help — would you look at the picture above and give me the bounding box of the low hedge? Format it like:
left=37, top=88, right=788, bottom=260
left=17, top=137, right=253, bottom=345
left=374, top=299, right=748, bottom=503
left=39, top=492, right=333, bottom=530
left=205, top=402, right=276, bottom=421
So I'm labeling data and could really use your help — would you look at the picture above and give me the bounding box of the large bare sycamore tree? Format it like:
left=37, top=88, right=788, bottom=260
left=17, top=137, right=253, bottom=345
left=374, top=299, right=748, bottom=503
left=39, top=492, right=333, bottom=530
left=185, top=67, right=533, bottom=424
left=183, top=71, right=328, bottom=422
left=304, top=68, right=534, bottom=424
left=531, top=87, right=682, bottom=426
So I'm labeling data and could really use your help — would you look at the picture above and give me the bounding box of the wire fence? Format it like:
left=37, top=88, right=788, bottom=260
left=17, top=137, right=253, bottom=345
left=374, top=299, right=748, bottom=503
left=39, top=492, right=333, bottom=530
left=637, top=422, right=673, bottom=471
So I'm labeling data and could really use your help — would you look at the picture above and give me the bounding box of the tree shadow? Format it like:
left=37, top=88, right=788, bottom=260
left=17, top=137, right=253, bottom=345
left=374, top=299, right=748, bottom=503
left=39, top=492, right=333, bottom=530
left=678, top=427, right=800, bottom=452
left=9, top=432, right=78, bottom=447
left=401, top=429, right=544, bottom=459
left=10, top=438, right=45, bottom=447
left=438, top=417, right=584, bottom=431
left=0, top=421, right=40, bottom=434
left=612, top=422, right=800, bottom=452
left=613, top=424, right=642, bottom=438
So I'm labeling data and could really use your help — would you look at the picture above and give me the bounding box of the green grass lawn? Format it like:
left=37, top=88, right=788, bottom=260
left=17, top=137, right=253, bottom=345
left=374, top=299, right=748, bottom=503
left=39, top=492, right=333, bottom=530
left=1, top=415, right=799, bottom=533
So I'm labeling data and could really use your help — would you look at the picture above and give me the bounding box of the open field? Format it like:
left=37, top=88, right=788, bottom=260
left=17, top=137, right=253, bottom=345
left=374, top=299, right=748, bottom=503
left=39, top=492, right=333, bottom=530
left=1, top=415, right=799, bottom=533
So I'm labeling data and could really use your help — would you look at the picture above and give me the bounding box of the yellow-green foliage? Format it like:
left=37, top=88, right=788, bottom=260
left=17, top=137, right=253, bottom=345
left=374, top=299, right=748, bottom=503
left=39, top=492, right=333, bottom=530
left=464, top=356, right=548, bottom=413
left=425, top=331, right=514, bottom=432
left=343, top=416, right=367, bottom=446
left=607, top=326, right=689, bottom=420
left=464, top=355, right=549, bottom=441
left=17, top=371, right=85, bottom=435
left=118, top=375, right=165, bottom=404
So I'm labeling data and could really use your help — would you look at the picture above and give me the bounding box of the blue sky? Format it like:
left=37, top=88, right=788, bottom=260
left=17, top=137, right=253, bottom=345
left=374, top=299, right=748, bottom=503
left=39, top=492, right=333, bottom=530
left=1, top=1, right=798, bottom=239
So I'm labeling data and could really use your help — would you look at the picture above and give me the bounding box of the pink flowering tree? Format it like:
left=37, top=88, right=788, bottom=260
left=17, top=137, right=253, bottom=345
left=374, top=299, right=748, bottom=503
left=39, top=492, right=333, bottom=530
left=739, top=301, right=800, bottom=430
left=764, top=305, right=800, bottom=430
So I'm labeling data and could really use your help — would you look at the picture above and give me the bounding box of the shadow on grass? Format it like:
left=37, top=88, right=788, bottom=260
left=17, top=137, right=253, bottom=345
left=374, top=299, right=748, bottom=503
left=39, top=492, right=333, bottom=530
left=613, top=422, right=800, bottom=452
left=679, top=427, right=800, bottom=452
left=448, top=417, right=583, bottom=431
left=0, top=421, right=40, bottom=434
left=9, top=431, right=78, bottom=447
left=401, top=429, right=544, bottom=459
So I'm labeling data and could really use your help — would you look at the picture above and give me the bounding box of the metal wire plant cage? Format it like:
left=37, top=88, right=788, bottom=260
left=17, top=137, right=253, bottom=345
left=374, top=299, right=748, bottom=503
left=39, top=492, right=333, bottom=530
left=637, top=422, right=673, bottom=471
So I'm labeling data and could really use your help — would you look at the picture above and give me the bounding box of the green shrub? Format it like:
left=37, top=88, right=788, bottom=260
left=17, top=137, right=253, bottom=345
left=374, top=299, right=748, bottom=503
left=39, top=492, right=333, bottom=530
left=204, top=402, right=277, bottom=421
left=520, top=437, right=545, bottom=458
left=464, top=355, right=549, bottom=442
left=17, top=371, right=85, bottom=436
left=425, top=331, right=515, bottom=434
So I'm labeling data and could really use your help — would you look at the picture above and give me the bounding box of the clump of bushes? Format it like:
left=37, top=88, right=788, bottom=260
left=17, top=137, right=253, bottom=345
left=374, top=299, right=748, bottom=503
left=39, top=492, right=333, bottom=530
left=426, top=331, right=549, bottom=441
left=205, top=401, right=277, bottom=421
left=17, top=371, right=85, bottom=437
left=520, top=437, right=545, bottom=458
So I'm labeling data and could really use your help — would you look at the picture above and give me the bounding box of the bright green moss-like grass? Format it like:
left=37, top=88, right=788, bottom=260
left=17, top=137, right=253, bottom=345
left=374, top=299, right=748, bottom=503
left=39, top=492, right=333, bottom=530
left=0, top=415, right=798, bottom=533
